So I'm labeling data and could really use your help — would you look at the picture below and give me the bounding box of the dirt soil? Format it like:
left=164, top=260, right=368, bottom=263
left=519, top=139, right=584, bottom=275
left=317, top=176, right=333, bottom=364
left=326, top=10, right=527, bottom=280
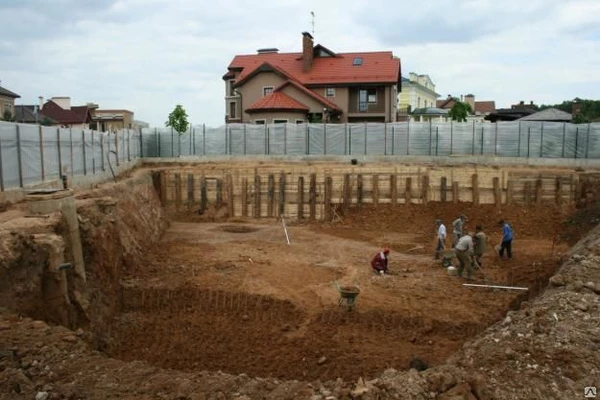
left=1, top=169, right=599, bottom=400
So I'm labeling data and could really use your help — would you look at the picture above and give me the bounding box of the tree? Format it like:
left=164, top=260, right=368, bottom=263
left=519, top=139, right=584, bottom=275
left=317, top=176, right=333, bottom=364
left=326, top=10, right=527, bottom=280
left=539, top=99, right=600, bottom=123
left=166, top=105, right=189, bottom=134
left=2, top=110, right=14, bottom=122
left=448, top=101, right=473, bottom=122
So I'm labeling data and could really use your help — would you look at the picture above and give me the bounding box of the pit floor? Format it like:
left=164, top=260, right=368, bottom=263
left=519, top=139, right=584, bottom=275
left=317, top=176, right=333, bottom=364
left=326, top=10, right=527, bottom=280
left=107, top=203, right=571, bottom=382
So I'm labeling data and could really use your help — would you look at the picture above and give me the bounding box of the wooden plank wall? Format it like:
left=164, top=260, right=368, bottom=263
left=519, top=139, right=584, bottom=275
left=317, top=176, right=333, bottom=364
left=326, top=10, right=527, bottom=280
left=159, top=166, right=583, bottom=220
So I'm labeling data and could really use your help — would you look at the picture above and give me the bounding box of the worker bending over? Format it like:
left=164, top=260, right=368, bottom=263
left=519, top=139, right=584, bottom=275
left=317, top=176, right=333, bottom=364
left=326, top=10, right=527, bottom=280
left=371, top=247, right=390, bottom=275
left=454, top=232, right=475, bottom=280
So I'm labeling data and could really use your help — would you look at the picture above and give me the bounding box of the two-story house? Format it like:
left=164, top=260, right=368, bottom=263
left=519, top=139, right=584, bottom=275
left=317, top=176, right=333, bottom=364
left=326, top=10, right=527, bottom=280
left=398, top=72, right=440, bottom=113
left=0, top=84, right=20, bottom=121
left=222, top=32, right=401, bottom=124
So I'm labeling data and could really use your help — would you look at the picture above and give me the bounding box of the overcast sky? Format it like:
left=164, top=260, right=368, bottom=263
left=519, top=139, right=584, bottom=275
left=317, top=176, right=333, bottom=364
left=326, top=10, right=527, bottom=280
left=1, top=0, right=599, bottom=127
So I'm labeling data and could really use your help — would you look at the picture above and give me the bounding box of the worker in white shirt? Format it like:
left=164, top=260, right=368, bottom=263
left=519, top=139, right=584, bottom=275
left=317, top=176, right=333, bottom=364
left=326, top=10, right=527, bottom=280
left=434, top=219, right=446, bottom=260
left=454, top=232, right=475, bottom=280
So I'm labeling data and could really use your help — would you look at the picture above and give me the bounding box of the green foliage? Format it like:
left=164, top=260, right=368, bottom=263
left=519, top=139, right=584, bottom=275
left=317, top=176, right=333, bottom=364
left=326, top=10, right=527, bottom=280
left=2, top=110, right=14, bottom=122
left=166, top=105, right=189, bottom=134
left=539, top=99, right=600, bottom=123
left=40, top=117, right=54, bottom=126
left=448, top=101, right=473, bottom=122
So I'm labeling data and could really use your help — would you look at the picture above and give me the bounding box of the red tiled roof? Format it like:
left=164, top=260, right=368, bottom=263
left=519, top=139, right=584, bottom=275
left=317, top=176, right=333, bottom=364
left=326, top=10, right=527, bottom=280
left=246, top=92, right=309, bottom=113
left=42, top=101, right=92, bottom=125
left=274, top=80, right=341, bottom=111
left=228, top=51, right=400, bottom=86
left=475, top=101, right=496, bottom=114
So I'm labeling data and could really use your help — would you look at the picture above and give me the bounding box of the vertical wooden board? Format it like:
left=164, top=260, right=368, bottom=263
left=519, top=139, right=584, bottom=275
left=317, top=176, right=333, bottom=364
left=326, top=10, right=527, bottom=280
left=405, top=177, right=412, bottom=204
left=372, top=175, right=379, bottom=205
left=524, top=181, right=532, bottom=205
left=452, top=181, right=459, bottom=204
left=472, top=174, right=479, bottom=206
left=357, top=174, right=363, bottom=207
left=506, top=180, right=514, bottom=205
left=535, top=178, right=543, bottom=205
left=390, top=175, right=398, bottom=205
left=254, top=175, right=261, bottom=218
left=227, top=175, right=234, bottom=217
left=174, top=173, right=182, bottom=207
left=441, top=177, right=447, bottom=202
left=160, top=171, right=168, bottom=204
left=298, top=176, right=305, bottom=219
left=216, top=179, right=223, bottom=209
left=241, top=178, right=248, bottom=217
left=555, top=177, right=563, bottom=206
left=278, top=172, right=285, bottom=216
left=309, top=173, right=317, bottom=221
left=267, top=174, right=275, bottom=217
left=187, top=174, right=194, bottom=207
left=422, top=175, right=429, bottom=205
left=200, top=176, right=208, bottom=211
left=342, top=174, right=351, bottom=214
left=324, top=176, right=333, bottom=221
left=493, top=177, right=501, bottom=206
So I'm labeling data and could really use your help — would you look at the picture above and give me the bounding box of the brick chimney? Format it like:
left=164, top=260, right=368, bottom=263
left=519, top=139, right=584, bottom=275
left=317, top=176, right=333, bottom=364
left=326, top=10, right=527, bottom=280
left=302, top=32, right=314, bottom=72
left=464, top=94, right=475, bottom=111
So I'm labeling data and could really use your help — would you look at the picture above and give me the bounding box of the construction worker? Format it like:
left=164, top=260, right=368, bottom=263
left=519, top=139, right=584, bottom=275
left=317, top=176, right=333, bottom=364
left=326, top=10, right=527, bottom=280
left=452, top=214, right=467, bottom=247
left=371, top=247, right=390, bottom=275
left=473, top=225, right=487, bottom=268
left=454, top=232, right=475, bottom=280
left=498, top=219, right=513, bottom=260
left=434, top=219, right=446, bottom=260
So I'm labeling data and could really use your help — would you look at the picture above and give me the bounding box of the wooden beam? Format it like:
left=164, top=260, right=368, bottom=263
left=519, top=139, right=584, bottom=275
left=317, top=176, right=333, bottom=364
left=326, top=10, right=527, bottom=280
left=390, top=175, right=398, bottom=205
left=174, top=173, right=182, bottom=208
left=555, top=177, right=563, bottom=206
left=441, top=177, right=447, bottom=202
left=216, top=178, right=223, bottom=209
left=227, top=174, right=234, bottom=217
left=405, top=177, right=412, bottom=204
left=506, top=180, right=514, bottom=205
left=357, top=174, right=363, bottom=207
left=452, top=181, right=459, bottom=204
left=535, top=178, right=543, bottom=205
left=309, top=173, right=316, bottom=221
left=524, top=181, right=532, bottom=205
left=200, top=176, right=208, bottom=211
left=298, top=176, right=305, bottom=219
left=421, top=175, right=429, bottom=205
left=472, top=174, right=479, bottom=206
left=187, top=174, right=194, bottom=209
left=324, top=176, right=333, bottom=221
left=463, top=283, right=528, bottom=291
left=254, top=175, right=261, bottom=218
left=493, top=177, right=501, bottom=206
left=241, top=177, right=248, bottom=217
left=372, top=175, right=379, bottom=205
left=342, top=174, right=351, bottom=214
left=267, top=174, right=275, bottom=217
left=278, top=172, right=285, bottom=217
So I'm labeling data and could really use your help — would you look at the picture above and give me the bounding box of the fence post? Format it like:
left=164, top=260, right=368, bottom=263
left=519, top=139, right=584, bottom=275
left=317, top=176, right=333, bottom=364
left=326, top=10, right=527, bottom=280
left=344, top=123, right=348, bottom=155
left=0, top=134, right=4, bottom=191
left=527, top=126, right=531, bottom=158
left=575, top=127, right=579, bottom=159
left=561, top=123, right=566, bottom=158
left=540, top=122, right=544, bottom=157
left=435, top=126, right=439, bottom=156
left=228, top=126, right=232, bottom=155
left=70, top=127, right=75, bottom=174
left=323, top=123, right=327, bottom=155
left=189, top=124, right=192, bottom=156
left=82, top=130, right=87, bottom=175
left=480, top=127, right=484, bottom=155
left=156, top=128, right=160, bottom=157
left=494, top=122, right=498, bottom=156
left=38, top=125, right=45, bottom=181
left=586, top=123, right=591, bottom=159
left=192, top=126, right=196, bottom=155
left=92, top=130, right=95, bottom=174
left=429, top=120, right=432, bottom=155
left=348, top=125, right=352, bottom=155
left=517, top=122, right=521, bottom=157
left=450, top=120, right=453, bottom=154
left=364, top=122, right=367, bottom=155
left=203, top=123, right=206, bottom=155
left=178, top=128, right=182, bottom=157
left=139, top=127, right=144, bottom=158
left=114, top=130, right=120, bottom=166
left=267, top=126, right=270, bottom=155
left=127, top=129, right=131, bottom=161
left=407, top=120, right=410, bottom=155
left=57, top=127, right=63, bottom=176
left=16, top=124, right=23, bottom=187
left=306, top=123, right=310, bottom=155
left=100, top=132, right=104, bottom=171
left=171, top=127, right=174, bottom=157
left=472, top=120, right=475, bottom=155
left=384, top=123, right=387, bottom=155
left=391, top=126, right=395, bottom=155
left=243, top=123, right=247, bottom=155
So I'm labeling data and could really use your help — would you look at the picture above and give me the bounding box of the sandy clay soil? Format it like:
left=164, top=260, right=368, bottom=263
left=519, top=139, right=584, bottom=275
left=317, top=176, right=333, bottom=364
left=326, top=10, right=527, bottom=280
left=107, top=202, right=573, bottom=383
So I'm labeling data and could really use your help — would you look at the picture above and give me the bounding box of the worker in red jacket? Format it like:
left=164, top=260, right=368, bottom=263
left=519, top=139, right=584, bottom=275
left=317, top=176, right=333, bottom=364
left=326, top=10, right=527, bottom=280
left=371, top=247, right=390, bottom=275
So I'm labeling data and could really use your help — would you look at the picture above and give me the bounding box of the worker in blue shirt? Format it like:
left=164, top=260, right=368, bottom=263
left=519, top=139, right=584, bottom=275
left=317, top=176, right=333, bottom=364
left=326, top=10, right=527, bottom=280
left=498, top=219, right=513, bottom=260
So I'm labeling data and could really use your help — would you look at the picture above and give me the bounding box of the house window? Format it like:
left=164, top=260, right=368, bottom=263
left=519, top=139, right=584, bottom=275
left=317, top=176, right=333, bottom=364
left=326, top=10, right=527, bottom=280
left=353, top=57, right=363, bottom=66
left=358, top=89, right=377, bottom=112
left=254, top=120, right=266, bottom=125
left=229, top=102, right=236, bottom=118
left=273, top=119, right=288, bottom=124
left=228, top=80, right=235, bottom=96
left=325, top=88, right=335, bottom=97
left=263, top=87, right=274, bottom=96
left=296, top=120, right=305, bottom=124
left=3, top=103, right=11, bottom=113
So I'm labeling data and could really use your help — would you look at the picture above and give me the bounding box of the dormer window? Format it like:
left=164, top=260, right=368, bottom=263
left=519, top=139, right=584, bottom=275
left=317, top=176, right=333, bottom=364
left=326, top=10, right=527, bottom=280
left=263, top=87, right=274, bottom=96
left=353, top=57, right=363, bottom=66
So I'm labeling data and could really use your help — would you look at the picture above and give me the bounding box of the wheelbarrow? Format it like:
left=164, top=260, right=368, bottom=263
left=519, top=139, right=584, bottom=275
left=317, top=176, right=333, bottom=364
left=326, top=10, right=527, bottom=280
left=335, top=282, right=361, bottom=311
